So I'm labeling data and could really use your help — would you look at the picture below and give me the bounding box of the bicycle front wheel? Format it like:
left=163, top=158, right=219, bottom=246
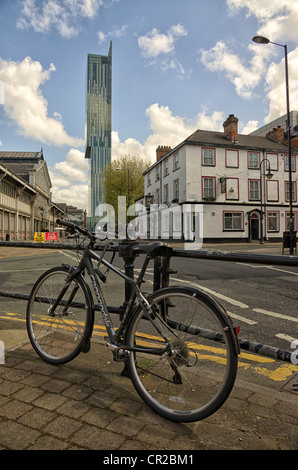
left=126, top=286, right=238, bottom=422
left=26, top=266, right=93, bottom=365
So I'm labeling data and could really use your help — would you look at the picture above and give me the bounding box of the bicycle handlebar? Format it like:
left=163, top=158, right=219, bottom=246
left=56, top=219, right=94, bottom=240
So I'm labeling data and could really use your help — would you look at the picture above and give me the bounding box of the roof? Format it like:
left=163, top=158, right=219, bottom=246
left=185, top=129, right=294, bottom=152
left=144, top=129, right=296, bottom=174
left=0, top=163, right=36, bottom=194
left=0, top=149, right=51, bottom=188
left=0, top=151, right=44, bottom=161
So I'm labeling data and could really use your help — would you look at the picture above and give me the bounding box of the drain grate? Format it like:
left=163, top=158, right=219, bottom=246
left=281, top=373, right=298, bottom=395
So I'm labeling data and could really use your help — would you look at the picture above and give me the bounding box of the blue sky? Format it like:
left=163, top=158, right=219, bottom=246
left=0, top=0, right=298, bottom=209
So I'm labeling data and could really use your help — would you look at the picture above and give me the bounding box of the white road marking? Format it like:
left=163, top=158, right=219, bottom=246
left=135, top=268, right=250, bottom=309
left=276, top=333, right=298, bottom=343
left=253, top=308, right=298, bottom=322
left=170, top=276, right=249, bottom=309
left=227, top=311, right=257, bottom=325
left=237, top=262, right=298, bottom=276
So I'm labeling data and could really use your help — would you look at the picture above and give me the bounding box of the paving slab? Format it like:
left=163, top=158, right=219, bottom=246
left=0, top=337, right=297, bottom=453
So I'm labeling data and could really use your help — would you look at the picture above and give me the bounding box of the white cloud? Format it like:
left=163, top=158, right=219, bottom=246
left=0, top=56, right=84, bottom=147
left=50, top=149, right=89, bottom=209
left=54, top=149, right=89, bottom=181
left=52, top=184, right=89, bottom=209
left=264, top=47, right=298, bottom=122
left=0, top=80, right=4, bottom=105
left=17, top=0, right=104, bottom=38
left=138, top=24, right=187, bottom=59
left=111, top=103, right=225, bottom=163
left=97, top=24, right=127, bottom=44
left=160, top=58, right=186, bottom=78
left=227, top=0, right=298, bottom=42
left=199, top=0, right=298, bottom=123
left=200, top=41, right=268, bottom=99
left=241, top=120, right=259, bottom=134
left=50, top=105, right=229, bottom=208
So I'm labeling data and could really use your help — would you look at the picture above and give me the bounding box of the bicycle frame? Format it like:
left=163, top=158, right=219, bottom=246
left=52, top=243, right=171, bottom=357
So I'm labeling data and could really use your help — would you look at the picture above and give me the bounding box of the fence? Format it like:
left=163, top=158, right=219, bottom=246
left=0, top=239, right=298, bottom=365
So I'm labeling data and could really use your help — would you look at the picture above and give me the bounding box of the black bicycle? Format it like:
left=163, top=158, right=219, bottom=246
left=26, top=219, right=239, bottom=422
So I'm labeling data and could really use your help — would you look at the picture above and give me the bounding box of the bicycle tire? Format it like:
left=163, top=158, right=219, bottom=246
left=26, top=266, right=93, bottom=365
left=125, top=285, right=238, bottom=422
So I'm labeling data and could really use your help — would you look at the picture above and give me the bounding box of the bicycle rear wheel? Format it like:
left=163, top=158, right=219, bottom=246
left=126, top=286, right=238, bottom=422
left=26, top=266, right=93, bottom=365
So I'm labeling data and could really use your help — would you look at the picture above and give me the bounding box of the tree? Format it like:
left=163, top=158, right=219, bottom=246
left=103, top=154, right=150, bottom=220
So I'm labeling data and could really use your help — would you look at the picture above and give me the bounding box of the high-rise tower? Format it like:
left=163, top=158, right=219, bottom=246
left=86, top=42, right=112, bottom=223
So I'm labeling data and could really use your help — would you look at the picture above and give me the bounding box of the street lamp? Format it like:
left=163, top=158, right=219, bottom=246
left=252, top=35, right=294, bottom=253
left=260, top=158, right=273, bottom=244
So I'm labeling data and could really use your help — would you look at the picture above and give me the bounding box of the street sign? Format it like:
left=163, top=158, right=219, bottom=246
left=34, top=232, right=58, bottom=242
left=45, top=232, right=59, bottom=241
left=34, top=232, right=45, bottom=243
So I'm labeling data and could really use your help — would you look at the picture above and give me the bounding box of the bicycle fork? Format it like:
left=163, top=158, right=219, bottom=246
left=48, top=265, right=80, bottom=317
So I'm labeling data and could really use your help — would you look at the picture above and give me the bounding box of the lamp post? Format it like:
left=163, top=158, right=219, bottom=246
left=252, top=35, right=294, bottom=253
left=260, top=158, right=273, bottom=244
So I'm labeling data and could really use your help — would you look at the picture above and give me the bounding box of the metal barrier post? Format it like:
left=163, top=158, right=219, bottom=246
left=117, top=239, right=138, bottom=318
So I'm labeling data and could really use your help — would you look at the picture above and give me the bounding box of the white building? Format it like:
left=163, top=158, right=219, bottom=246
left=141, top=114, right=298, bottom=242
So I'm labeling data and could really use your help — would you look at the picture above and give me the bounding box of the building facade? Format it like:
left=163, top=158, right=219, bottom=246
left=86, top=42, right=112, bottom=225
left=0, top=150, right=64, bottom=240
left=142, top=114, right=298, bottom=242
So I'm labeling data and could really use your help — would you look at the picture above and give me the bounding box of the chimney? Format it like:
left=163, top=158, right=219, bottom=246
left=223, top=114, right=239, bottom=142
left=266, top=125, right=285, bottom=143
left=156, top=145, right=172, bottom=161
left=291, top=136, right=298, bottom=149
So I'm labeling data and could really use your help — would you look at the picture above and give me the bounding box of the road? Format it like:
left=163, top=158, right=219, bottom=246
left=0, top=243, right=298, bottom=390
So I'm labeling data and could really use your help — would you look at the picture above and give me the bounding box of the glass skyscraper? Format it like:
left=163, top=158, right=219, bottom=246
left=86, top=42, right=112, bottom=223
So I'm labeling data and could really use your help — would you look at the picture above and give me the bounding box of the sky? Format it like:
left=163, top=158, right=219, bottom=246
left=0, top=0, right=298, bottom=211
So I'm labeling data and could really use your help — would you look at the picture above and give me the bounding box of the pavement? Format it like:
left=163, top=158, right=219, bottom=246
left=0, top=240, right=297, bottom=453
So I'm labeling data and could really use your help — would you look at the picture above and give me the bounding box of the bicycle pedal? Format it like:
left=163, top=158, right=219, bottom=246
left=105, top=342, right=129, bottom=362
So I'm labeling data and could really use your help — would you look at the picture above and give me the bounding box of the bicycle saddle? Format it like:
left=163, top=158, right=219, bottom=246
left=133, top=241, right=173, bottom=257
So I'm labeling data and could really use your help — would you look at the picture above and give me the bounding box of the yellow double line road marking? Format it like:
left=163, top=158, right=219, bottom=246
left=1, top=311, right=297, bottom=381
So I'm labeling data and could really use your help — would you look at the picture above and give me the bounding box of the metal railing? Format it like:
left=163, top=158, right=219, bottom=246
left=0, top=239, right=298, bottom=365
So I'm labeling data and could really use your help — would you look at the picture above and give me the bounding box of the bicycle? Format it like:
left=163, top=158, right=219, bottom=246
left=26, top=219, right=239, bottom=422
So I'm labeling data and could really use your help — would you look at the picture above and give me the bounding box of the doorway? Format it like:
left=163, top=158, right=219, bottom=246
left=250, top=213, right=260, bottom=240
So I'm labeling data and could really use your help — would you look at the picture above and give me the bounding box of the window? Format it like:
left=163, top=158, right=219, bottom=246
left=285, top=155, right=296, bottom=172
left=226, top=178, right=239, bottom=200
left=202, top=148, right=215, bottom=166
left=164, top=184, right=168, bottom=204
left=225, top=149, right=239, bottom=168
left=285, top=181, right=297, bottom=202
left=0, top=180, right=16, bottom=198
left=223, top=212, right=243, bottom=231
left=266, top=153, right=278, bottom=171
left=249, top=179, right=260, bottom=200
left=156, top=188, right=160, bottom=205
left=267, top=180, right=279, bottom=202
left=173, top=153, right=179, bottom=170
left=147, top=173, right=151, bottom=187
left=248, top=152, right=260, bottom=169
left=156, top=166, right=160, bottom=181
left=173, top=179, right=179, bottom=201
left=164, top=159, right=169, bottom=177
left=202, top=177, right=215, bottom=199
left=286, top=212, right=297, bottom=231
left=268, top=212, right=279, bottom=232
